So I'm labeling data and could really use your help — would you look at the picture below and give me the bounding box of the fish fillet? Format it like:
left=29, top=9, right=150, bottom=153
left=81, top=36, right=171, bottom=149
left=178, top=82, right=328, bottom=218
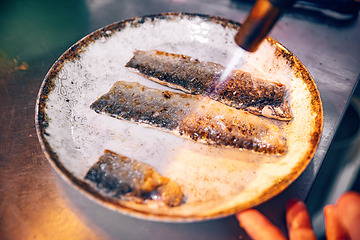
left=90, top=81, right=287, bottom=155
left=125, top=50, right=292, bottom=121
left=85, top=150, right=184, bottom=207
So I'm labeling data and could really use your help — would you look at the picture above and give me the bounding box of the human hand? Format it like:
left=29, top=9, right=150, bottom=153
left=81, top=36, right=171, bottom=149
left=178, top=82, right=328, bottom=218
left=236, top=191, right=360, bottom=240
left=324, top=191, right=360, bottom=240
left=236, top=199, right=316, bottom=240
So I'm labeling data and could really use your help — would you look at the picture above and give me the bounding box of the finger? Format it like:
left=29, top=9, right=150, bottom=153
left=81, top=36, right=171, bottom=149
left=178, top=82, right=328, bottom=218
left=335, top=191, right=360, bottom=240
left=324, top=204, right=349, bottom=240
left=286, top=199, right=317, bottom=240
left=236, top=209, right=287, bottom=240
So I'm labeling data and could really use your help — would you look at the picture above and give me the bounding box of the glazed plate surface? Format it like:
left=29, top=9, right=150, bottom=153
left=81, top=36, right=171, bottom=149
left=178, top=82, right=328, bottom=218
left=35, top=13, right=323, bottom=222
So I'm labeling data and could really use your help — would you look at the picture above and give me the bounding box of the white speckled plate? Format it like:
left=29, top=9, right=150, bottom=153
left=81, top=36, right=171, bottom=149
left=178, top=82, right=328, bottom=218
left=35, top=13, right=323, bottom=222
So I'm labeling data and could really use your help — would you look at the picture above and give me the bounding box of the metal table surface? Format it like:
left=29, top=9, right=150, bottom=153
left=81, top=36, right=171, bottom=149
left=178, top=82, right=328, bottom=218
left=1, top=0, right=359, bottom=239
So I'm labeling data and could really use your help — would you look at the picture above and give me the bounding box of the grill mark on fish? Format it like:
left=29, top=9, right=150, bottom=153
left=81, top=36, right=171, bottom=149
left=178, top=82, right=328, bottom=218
left=125, top=50, right=292, bottom=121
left=90, top=81, right=287, bottom=155
left=85, top=150, right=184, bottom=207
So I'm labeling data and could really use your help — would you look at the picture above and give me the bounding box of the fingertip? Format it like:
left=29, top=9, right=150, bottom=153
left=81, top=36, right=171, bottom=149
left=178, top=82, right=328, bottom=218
left=286, top=198, right=308, bottom=220
left=286, top=198, right=312, bottom=229
left=334, top=191, right=360, bottom=239
left=323, top=204, right=337, bottom=228
left=336, top=191, right=360, bottom=207
left=323, top=203, right=348, bottom=240
left=235, top=209, right=255, bottom=228
left=235, top=209, right=258, bottom=224
left=235, top=209, right=287, bottom=240
left=235, top=212, right=242, bottom=224
left=323, top=204, right=335, bottom=216
left=285, top=199, right=316, bottom=239
left=334, top=191, right=360, bottom=221
left=286, top=198, right=303, bottom=212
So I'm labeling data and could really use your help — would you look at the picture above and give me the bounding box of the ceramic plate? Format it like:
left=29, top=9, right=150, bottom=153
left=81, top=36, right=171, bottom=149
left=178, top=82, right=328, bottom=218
left=35, top=13, right=323, bottom=222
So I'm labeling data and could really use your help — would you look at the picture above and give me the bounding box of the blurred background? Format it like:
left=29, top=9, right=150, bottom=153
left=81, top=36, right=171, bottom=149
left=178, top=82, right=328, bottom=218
left=0, top=0, right=359, bottom=239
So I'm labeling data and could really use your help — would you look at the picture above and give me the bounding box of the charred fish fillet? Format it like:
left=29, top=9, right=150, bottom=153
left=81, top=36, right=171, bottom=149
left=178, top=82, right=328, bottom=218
left=90, top=81, right=287, bottom=155
left=125, top=50, right=292, bottom=121
left=85, top=150, right=184, bottom=207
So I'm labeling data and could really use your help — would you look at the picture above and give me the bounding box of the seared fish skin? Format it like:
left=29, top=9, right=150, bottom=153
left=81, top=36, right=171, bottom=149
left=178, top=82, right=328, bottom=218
left=85, top=150, right=183, bottom=207
left=125, top=50, right=292, bottom=121
left=90, top=81, right=286, bottom=155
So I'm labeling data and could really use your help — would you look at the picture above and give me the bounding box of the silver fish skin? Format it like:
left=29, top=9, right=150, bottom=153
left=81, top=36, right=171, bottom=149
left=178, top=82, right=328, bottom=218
left=90, top=81, right=287, bottom=155
left=125, top=50, right=292, bottom=121
left=85, top=150, right=184, bottom=207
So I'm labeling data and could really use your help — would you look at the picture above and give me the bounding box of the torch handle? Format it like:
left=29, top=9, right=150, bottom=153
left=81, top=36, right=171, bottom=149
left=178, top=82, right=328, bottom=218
left=235, top=0, right=296, bottom=52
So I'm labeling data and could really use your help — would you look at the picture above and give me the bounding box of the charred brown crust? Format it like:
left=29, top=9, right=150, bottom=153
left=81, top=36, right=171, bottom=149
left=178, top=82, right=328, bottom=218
left=91, top=81, right=287, bottom=155
left=178, top=112, right=286, bottom=155
left=125, top=50, right=292, bottom=121
left=90, top=81, right=196, bottom=130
